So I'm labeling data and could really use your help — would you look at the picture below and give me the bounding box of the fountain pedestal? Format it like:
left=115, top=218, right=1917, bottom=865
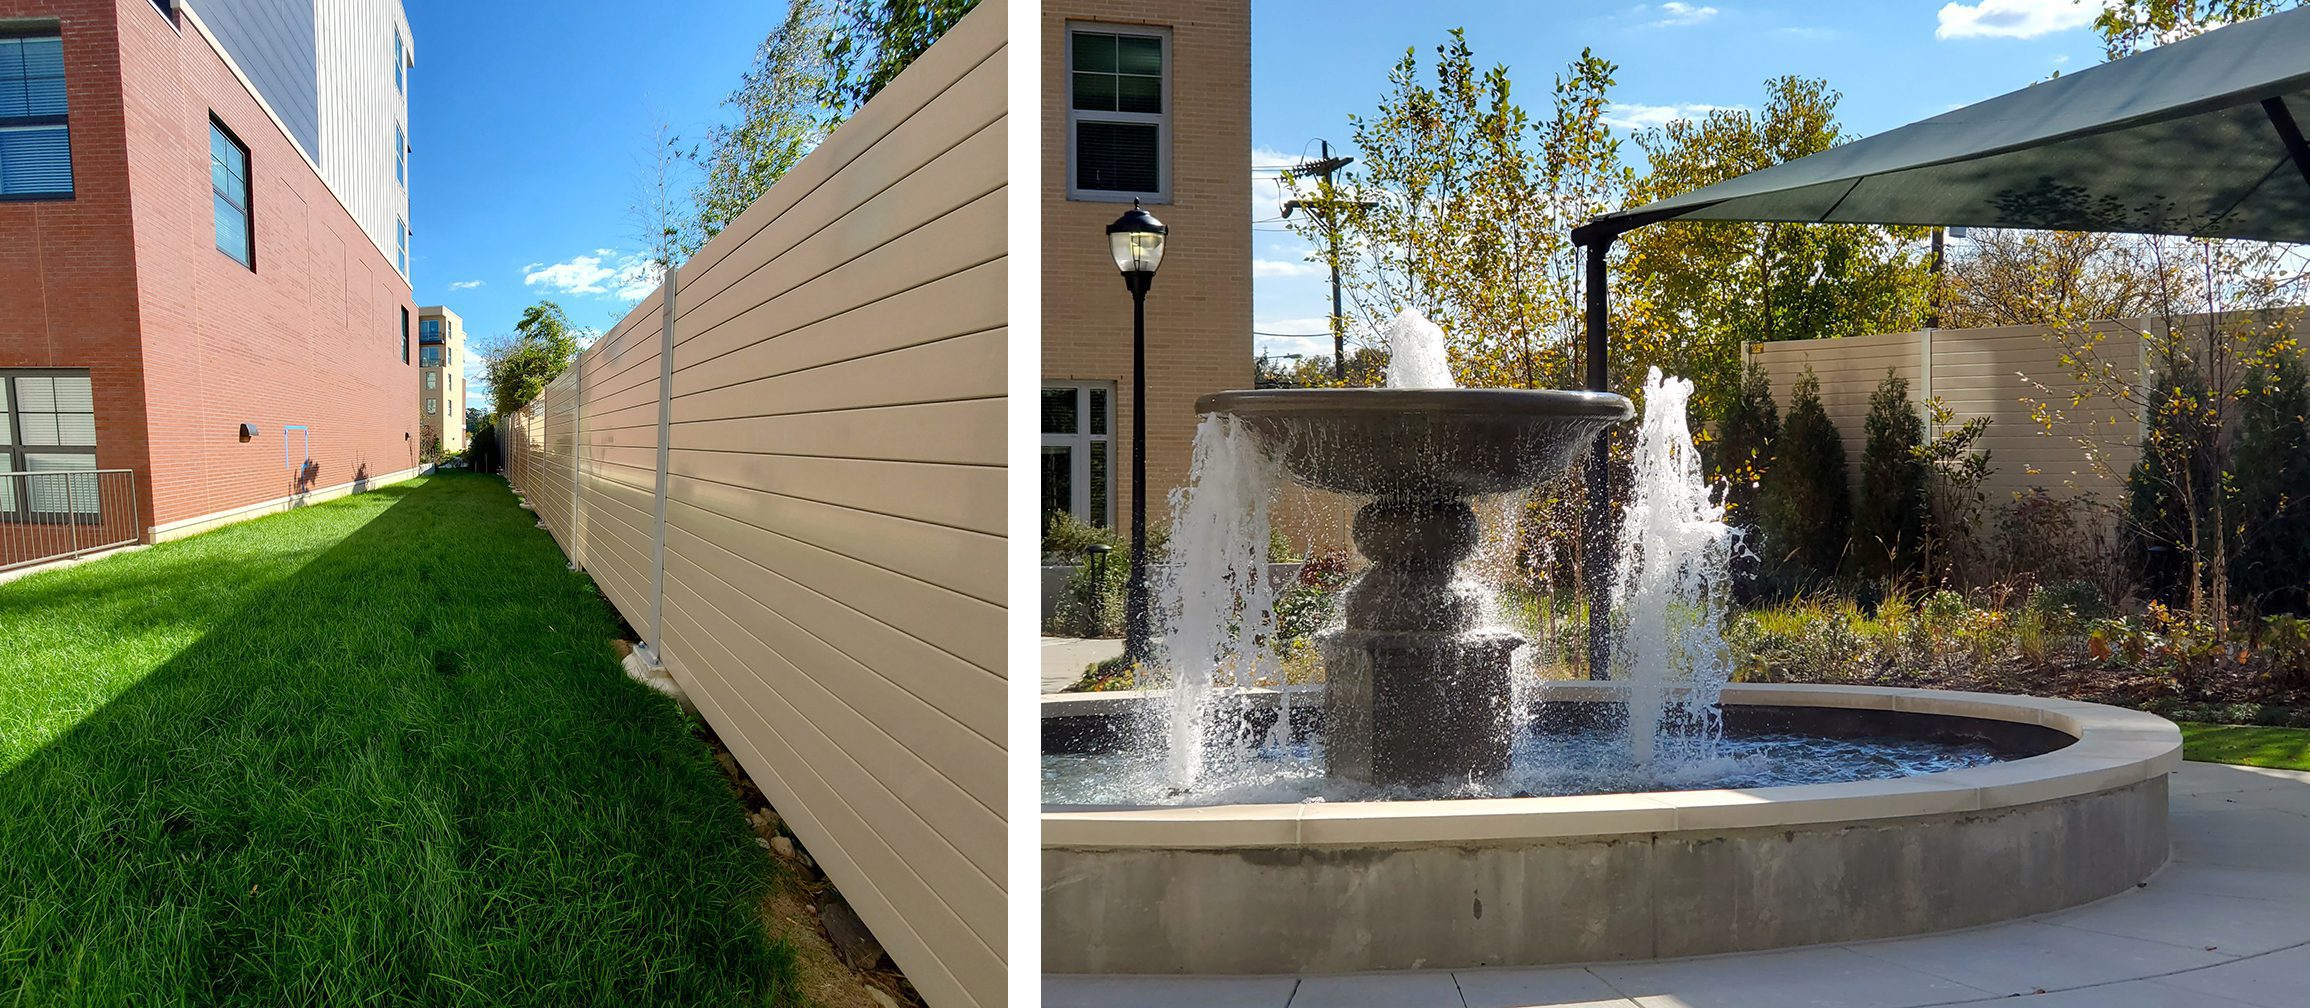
left=1194, top=387, right=1632, bottom=791
left=1320, top=497, right=1523, bottom=789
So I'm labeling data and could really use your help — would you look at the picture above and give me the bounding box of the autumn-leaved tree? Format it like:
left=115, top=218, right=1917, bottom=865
left=1939, top=228, right=2185, bottom=328
left=1618, top=77, right=1932, bottom=424
left=2020, top=3, right=2310, bottom=634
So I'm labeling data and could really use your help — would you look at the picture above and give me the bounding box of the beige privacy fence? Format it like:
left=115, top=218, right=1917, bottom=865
left=500, top=4, right=1006, bottom=1005
left=1747, top=311, right=2309, bottom=510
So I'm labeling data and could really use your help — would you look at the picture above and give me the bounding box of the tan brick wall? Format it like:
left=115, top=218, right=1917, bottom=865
left=1041, top=0, right=1250, bottom=535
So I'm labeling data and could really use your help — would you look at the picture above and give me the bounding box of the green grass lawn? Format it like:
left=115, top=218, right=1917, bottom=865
left=2180, top=721, right=2310, bottom=771
left=0, top=472, right=797, bottom=1006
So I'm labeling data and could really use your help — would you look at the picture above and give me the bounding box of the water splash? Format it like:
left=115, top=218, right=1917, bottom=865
left=1610, top=368, right=1734, bottom=767
left=1154, top=414, right=1279, bottom=789
left=1384, top=309, right=1456, bottom=389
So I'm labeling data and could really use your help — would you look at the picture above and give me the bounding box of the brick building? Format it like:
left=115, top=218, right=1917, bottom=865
left=1040, top=0, right=1250, bottom=538
left=0, top=0, right=419, bottom=553
left=416, top=305, right=463, bottom=455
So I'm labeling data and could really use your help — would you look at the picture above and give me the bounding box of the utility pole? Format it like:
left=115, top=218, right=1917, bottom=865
left=1926, top=226, right=1946, bottom=329
left=1281, top=141, right=1370, bottom=380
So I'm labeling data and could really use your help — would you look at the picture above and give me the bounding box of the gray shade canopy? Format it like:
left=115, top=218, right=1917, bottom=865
left=1575, top=5, right=2310, bottom=245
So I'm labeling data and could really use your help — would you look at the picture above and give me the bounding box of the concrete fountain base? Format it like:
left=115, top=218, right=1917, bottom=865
left=1040, top=683, right=2181, bottom=975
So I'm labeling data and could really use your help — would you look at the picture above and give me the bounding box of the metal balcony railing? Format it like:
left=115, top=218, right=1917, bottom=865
left=0, top=468, right=141, bottom=573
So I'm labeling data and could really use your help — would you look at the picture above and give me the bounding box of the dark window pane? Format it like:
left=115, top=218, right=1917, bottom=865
left=1116, top=74, right=1160, bottom=114
left=0, top=125, right=72, bottom=196
left=1088, top=440, right=1109, bottom=527
left=1071, top=71, right=1116, bottom=112
left=1077, top=121, right=1159, bottom=194
left=1089, top=387, right=1108, bottom=434
left=1071, top=31, right=1116, bottom=73
left=1116, top=34, right=1162, bottom=75
left=1042, top=387, right=1077, bottom=435
left=1041, top=445, right=1074, bottom=523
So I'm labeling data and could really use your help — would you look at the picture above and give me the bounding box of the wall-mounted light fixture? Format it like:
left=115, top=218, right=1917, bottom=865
left=238, top=423, right=257, bottom=442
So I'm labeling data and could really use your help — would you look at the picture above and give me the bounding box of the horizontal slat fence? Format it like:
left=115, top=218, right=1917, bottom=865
left=1749, top=310, right=2308, bottom=509
left=499, top=6, right=1005, bottom=1005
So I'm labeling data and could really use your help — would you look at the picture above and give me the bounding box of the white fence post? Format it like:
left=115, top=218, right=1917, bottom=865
left=642, top=264, right=677, bottom=667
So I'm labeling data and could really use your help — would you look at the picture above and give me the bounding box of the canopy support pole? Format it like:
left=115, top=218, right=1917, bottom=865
left=1582, top=234, right=1615, bottom=680
left=2264, top=97, right=2310, bottom=191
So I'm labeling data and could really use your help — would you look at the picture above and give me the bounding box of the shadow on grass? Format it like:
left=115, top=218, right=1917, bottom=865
left=0, top=473, right=797, bottom=1007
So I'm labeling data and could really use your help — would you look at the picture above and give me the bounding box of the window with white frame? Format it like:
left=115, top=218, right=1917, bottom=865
left=394, top=120, right=404, bottom=187
left=425, top=371, right=436, bottom=390
left=1041, top=382, right=1113, bottom=530
left=1067, top=25, right=1167, bottom=202
left=425, top=397, right=436, bottom=415
left=392, top=29, right=403, bottom=95
left=0, top=370, right=97, bottom=516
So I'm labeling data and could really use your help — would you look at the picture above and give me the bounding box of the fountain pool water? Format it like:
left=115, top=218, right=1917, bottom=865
left=1041, top=308, right=2181, bottom=977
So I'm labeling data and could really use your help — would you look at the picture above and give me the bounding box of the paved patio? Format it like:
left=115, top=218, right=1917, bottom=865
left=1042, top=636, right=1123, bottom=693
left=1044, top=760, right=2310, bottom=1007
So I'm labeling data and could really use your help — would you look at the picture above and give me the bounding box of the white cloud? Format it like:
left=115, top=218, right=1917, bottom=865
left=1604, top=102, right=1740, bottom=131
left=522, top=251, right=663, bottom=302
left=1255, top=258, right=1324, bottom=279
left=1935, top=0, right=2102, bottom=39
left=1645, top=2, right=1719, bottom=27
left=448, top=279, right=485, bottom=290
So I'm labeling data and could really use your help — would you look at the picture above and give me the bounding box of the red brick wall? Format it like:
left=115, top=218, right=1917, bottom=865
left=0, top=1, right=155, bottom=507
left=0, top=0, right=418, bottom=535
left=116, top=0, right=417, bottom=527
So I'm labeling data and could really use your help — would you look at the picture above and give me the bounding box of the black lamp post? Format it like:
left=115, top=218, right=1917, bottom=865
left=1108, top=199, right=1167, bottom=664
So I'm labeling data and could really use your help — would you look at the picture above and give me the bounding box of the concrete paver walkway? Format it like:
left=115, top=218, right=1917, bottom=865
left=1042, top=636, right=1123, bottom=693
left=1044, top=761, right=2310, bottom=1007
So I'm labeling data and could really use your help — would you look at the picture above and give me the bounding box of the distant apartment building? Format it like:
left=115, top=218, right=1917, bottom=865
left=0, top=0, right=418, bottom=550
left=416, top=305, right=463, bottom=454
left=1039, top=0, right=1251, bottom=535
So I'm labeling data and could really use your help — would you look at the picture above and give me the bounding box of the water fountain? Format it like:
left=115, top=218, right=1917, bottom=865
left=1042, top=309, right=2181, bottom=976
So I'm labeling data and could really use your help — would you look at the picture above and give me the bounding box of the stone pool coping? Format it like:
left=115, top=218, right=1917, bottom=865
left=1040, top=682, right=2183, bottom=849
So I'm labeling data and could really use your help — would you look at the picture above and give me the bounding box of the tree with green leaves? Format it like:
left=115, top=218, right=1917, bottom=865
left=1758, top=369, right=1850, bottom=592
left=822, top=0, right=979, bottom=113
left=1849, top=370, right=1928, bottom=582
left=2094, top=0, right=2306, bottom=59
left=1284, top=31, right=1630, bottom=393
left=1709, top=361, right=1778, bottom=522
left=2230, top=351, right=2310, bottom=614
left=691, top=0, right=838, bottom=250
left=1618, top=77, right=1932, bottom=424
left=480, top=302, right=583, bottom=417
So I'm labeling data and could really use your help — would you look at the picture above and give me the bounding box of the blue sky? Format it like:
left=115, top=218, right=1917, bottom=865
left=404, top=0, right=784, bottom=392
left=1249, top=0, right=2112, bottom=357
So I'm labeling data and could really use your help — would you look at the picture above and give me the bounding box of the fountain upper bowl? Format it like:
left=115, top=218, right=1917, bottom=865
left=1196, top=388, right=1634, bottom=498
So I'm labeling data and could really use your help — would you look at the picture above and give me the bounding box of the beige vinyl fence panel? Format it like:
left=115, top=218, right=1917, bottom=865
left=1748, top=312, right=2309, bottom=512
left=495, top=5, right=1005, bottom=1006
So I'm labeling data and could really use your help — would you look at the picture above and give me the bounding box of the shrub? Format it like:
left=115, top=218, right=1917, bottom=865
left=1042, top=510, right=1123, bottom=559
left=1712, top=362, right=1779, bottom=603
left=1850, top=370, right=1928, bottom=582
left=1998, top=491, right=2123, bottom=601
left=1710, top=361, right=1779, bottom=522
left=1758, top=369, right=1851, bottom=593
left=2231, top=353, right=2310, bottom=615
left=1048, top=555, right=1128, bottom=638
